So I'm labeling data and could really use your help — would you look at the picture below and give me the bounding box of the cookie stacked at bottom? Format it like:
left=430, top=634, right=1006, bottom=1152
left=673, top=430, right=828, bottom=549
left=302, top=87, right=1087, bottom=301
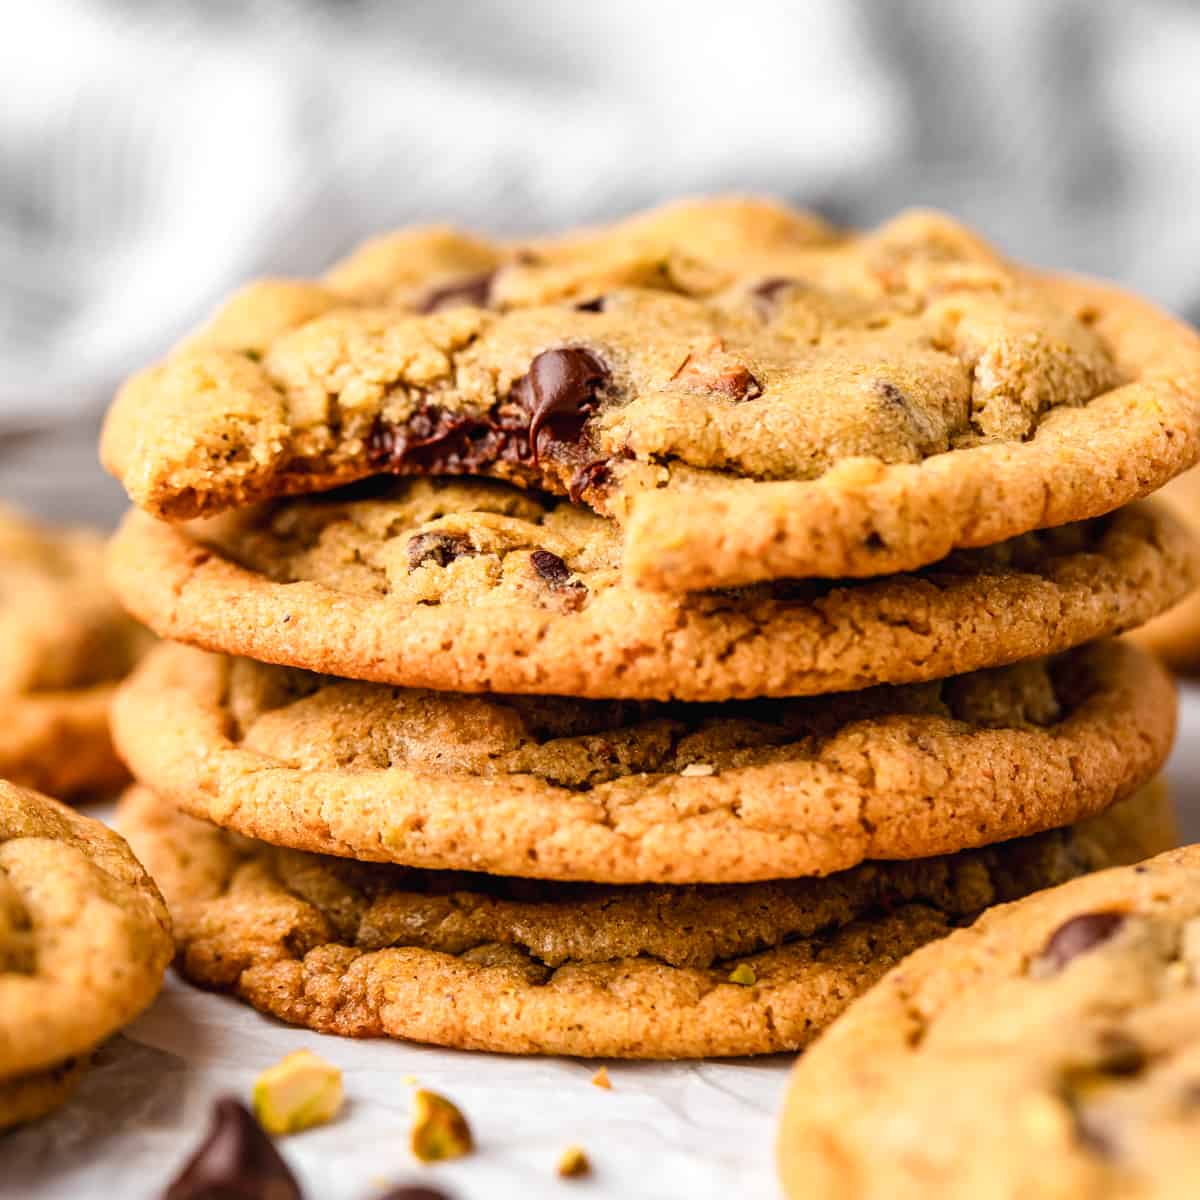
left=104, top=474, right=1188, bottom=1058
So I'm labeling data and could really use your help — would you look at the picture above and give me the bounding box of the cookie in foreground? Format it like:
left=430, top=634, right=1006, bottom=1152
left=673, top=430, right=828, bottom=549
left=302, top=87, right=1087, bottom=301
left=117, top=780, right=1172, bottom=1060
left=111, top=640, right=1175, bottom=884
left=107, top=480, right=1198, bottom=700
left=0, top=781, right=172, bottom=1129
left=100, top=197, right=1200, bottom=591
left=777, top=841, right=1200, bottom=1199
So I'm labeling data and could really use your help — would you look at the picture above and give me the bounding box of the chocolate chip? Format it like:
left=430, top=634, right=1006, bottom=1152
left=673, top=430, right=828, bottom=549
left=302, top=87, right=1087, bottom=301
left=530, top=549, right=587, bottom=611
left=530, top=549, right=572, bottom=586
left=1039, top=912, right=1125, bottom=972
left=407, top=532, right=475, bottom=571
left=510, top=348, right=609, bottom=461
left=574, top=296, right=606, bottom=313
left=874, top=380, right=909, bottom=408
left=416, top=272, right=495, bottom=314
left=1093, top=1029, right=1145, bottom=1076
left=164, top=1097, right=302, bottom=1200
left=375, top=1188, right=453, bottom=1200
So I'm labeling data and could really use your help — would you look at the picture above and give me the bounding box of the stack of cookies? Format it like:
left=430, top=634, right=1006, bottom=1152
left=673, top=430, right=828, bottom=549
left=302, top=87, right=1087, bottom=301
left=101, top=197, right=1200, bottom=1060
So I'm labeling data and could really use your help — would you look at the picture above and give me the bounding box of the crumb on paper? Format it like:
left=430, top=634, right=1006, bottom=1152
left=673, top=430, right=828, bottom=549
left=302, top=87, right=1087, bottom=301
left=591, top=1066, right=612, bottom=1090
left=557, top=1145, right=591, bottom=1178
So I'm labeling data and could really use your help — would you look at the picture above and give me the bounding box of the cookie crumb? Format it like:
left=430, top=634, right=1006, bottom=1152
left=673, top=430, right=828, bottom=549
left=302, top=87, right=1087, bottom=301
left=728, top=963, right=757, bottom=986
left=557, top=1145, right=591, bottom=1178
left=251, top=1049, right=344, bottom=1135
left=591, top=1067, right=612, bottom=1090
left=410, top=1089, right=473, bottom=1162
left=680, top=763, right=715, bottom=777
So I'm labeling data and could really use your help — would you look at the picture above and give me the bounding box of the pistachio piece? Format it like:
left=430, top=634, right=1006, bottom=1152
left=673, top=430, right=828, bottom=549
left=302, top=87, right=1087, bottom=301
left=728, top=963, right=757, bottom=986
left=252, top=1049, right=344, bottom=1136
left=409, top=1089, right=473, bottom=1163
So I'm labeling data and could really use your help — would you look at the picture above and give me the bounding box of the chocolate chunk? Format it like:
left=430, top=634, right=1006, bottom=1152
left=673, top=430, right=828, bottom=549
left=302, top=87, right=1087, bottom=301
left=530, top=549, right=572, bottom=586
left=367, top=406, right=531, bottom=476
left=1039, top=912, right=1125, bottom=972
left=407, top=532, right=475, bottom=571
left=575, top=296, right=606, bottom=313
left=510, top=348, right=609, bottom=460
left=568, top=459, right=611, bottom=502
left=416, top=272, right=495, bottom=314
left=376, top=1189, right=453, bottom=1200
left=164, top=1097, right=302, bottom=1200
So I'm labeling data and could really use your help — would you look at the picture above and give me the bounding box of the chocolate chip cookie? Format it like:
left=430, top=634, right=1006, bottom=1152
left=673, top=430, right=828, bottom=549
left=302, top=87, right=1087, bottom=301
left=100, top=198, right=1200, bottom=591
left=110, top=640, right=1174, bottom=884
left=117, top=779, right=1173, bottom=1060
left=107, top=480, right=1197, bottom=701
left=0, top=781, right=172, bottom=1128
left=777, top=842, right=1200, bottom=1199
left=1131, top=465, right=1200, bottom=674
left=0, top=506, right=150, bottom=798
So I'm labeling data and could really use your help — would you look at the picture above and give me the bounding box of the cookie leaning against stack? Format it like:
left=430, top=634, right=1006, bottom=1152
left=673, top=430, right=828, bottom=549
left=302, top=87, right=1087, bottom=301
left=102, top=197, right=1200, bottom=1060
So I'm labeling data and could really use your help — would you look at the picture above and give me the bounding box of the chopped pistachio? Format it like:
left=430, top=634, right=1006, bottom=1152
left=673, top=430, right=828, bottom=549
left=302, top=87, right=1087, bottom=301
left=728, top=963, right=757, bottom=986
left=251, top=1049, right=344, bottom=1136
left=557, top=1145, right=591, bottom=1178
left=410, top=1089, right=473, bottom=1163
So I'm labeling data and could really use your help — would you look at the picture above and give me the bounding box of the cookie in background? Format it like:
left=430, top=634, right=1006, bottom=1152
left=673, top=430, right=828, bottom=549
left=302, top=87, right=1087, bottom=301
left=1131, top=466, right=1200, bottom=675
left=0, top=504, right=151, bottom=799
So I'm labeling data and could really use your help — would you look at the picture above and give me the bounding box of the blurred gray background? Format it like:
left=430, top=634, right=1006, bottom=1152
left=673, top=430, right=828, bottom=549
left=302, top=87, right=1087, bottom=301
left=2, top=0, right=1199, bottom=521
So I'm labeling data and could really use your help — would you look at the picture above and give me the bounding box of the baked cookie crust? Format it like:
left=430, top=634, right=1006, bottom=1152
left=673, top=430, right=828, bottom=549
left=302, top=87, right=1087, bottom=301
left=107, top=484, right=1197, bottom=700
left=118, top=781, right=1173, bottom=1060
left=111, top=640, right=1175, bottom=884
left=101, top=198, right=1200, bottom=591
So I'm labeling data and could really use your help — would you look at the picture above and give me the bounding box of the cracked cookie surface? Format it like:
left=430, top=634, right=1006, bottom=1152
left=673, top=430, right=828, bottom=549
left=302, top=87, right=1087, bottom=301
left=778, top=842, right=1200, bottom=1200
left=108, top=480, right=1197, bottom=700
left=117, top=780, right=1173, bottom=1059
left=101, top=197, right=1200, bottom=590
left=0, top=506, right=150, bottom=797
left=111, top=640, right=1174, bottom=884
left=0, top=781, right=171, bottom=1128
